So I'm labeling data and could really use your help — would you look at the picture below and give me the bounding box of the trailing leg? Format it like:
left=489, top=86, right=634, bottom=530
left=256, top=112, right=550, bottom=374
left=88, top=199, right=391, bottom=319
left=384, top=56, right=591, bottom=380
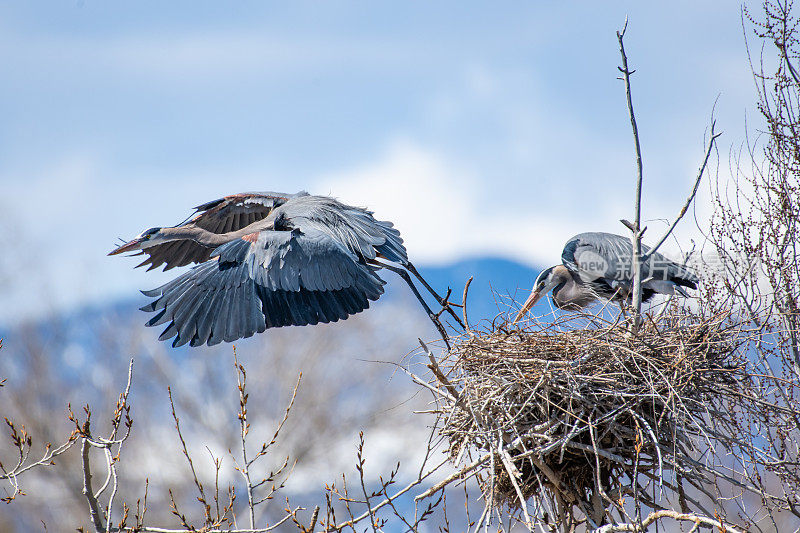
left=405, top=261, right=465, bottom=329
left=374, top=261, right=451, bottom=350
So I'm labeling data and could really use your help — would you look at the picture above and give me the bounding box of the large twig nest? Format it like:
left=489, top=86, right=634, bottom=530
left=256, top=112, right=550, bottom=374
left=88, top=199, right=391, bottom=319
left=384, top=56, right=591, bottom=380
left=437, top=310, right=748, bottom=510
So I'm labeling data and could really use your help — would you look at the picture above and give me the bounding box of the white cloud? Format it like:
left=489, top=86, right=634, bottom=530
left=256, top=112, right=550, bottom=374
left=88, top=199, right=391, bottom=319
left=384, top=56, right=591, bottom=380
left=314, top=139, right=580, bottom=267
left=316, top=140, right=474, bottom=262
left=312, top=136, right=726, bottom=273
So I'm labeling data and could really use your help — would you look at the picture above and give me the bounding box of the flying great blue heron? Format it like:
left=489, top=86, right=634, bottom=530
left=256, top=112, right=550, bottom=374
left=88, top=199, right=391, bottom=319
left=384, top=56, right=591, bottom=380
left=514, top=232, right=699, bottom=321
left=110, top=191, right=458, bottom=347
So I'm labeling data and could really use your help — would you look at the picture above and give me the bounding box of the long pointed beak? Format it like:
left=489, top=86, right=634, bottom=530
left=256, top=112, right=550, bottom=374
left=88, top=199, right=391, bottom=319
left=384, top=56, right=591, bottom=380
left=513, top=288, right=543, bottom=323
left=108, top=237, right=146, bottom=256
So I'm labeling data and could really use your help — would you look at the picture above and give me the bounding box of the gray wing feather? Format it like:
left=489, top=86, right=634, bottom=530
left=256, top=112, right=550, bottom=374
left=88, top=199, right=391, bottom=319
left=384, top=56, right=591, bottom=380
left=278, top=196, right=408, bottom=265
left=158, top=323, right=178, bottom=342
left=562, top=232, right=698, bottom=288
left=141, top=226, right=385, bottom=347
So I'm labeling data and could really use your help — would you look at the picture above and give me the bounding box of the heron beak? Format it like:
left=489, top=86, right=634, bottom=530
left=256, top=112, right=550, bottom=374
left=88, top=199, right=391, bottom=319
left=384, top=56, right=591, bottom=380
left=108, top=237, right=147, bottom=256
left=513, top=288, right=542, bottom=323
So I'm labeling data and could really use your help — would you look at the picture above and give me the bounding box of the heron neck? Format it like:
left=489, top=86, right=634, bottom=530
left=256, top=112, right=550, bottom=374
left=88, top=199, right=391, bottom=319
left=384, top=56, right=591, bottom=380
left=553, top=277, right=594, bottom=310
left=158, top=224, right=263, bottom=247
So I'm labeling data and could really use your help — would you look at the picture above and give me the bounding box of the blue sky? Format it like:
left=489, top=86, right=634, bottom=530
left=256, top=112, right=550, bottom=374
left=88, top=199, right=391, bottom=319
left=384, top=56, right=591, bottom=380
left=0, top=2, right=758, bottom=324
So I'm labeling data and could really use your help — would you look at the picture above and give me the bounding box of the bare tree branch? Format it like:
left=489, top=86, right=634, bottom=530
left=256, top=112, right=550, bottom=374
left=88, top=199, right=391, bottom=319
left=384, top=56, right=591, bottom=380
left=591, top=509, right=746, bottom=533
left=616, top=18, right=646, bottom=332
left=81, top=425, right=105, bottom=533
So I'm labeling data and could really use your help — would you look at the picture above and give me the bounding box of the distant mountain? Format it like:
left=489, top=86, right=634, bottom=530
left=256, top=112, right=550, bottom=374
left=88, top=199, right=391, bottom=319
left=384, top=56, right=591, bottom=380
left=416, top=257, right=541, bottom=325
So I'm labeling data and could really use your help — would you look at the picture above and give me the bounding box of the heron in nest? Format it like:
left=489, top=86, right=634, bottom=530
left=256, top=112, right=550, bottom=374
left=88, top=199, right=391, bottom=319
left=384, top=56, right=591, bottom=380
left=514, top=232, right=698, bottom=321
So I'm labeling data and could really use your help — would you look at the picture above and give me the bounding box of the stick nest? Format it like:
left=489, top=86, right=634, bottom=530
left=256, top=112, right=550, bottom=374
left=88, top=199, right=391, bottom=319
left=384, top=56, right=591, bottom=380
left=438, top=310, right=748, bottom=509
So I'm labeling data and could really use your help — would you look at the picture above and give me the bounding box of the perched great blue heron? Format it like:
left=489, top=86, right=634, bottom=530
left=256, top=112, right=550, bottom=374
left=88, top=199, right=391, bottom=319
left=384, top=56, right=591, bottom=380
left=514, top=232, right=698, bottom=321
left=110, top=191, right=458, bottom=347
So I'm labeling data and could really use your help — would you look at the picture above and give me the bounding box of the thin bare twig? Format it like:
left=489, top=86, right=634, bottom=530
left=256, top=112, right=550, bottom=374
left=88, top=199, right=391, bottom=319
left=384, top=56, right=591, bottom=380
left=643, top=120, right=722, bottom=261
left=617, top=18, right=646, bottom=332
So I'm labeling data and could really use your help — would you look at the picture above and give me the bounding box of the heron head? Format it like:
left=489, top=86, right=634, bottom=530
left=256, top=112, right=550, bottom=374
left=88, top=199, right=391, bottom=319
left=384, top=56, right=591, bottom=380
left=512, top=266, right=563, bottom=323
left=533, top=266, right=555, bottom=290
left=108, top=227, right=164, bottom=255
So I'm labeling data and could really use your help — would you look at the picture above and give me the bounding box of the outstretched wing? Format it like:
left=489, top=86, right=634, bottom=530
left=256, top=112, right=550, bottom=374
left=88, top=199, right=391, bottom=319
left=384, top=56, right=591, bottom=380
left=562, top=232, right=698, bottom=289
left=278, top=195, right=408, bottom=265
left=134, top=191, right=308, bottom=271
left=140, top=227, right=385, bottom=347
